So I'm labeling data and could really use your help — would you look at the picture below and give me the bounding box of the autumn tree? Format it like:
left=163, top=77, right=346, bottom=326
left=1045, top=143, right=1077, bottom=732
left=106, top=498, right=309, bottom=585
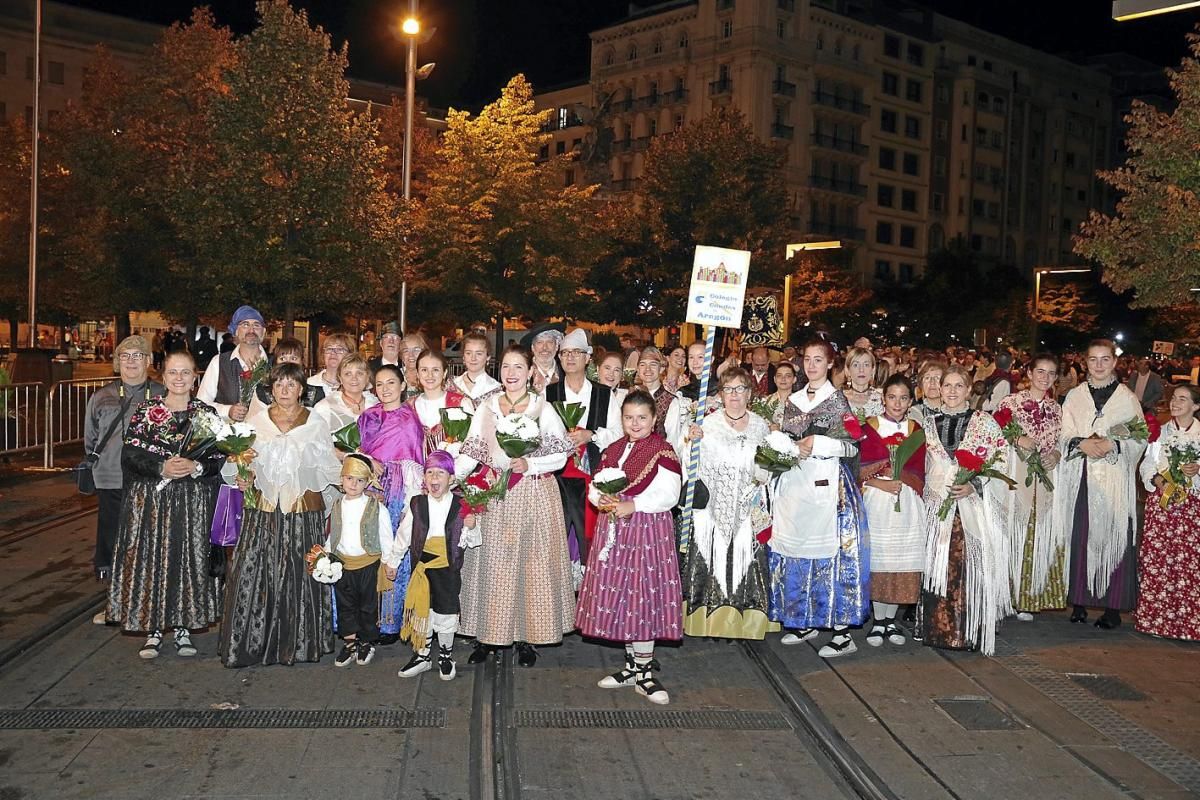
left=786, top=248, right=872, bottom=331
left=591, top=108, right=790, bottom=327
left=414, top=74, right=603, bottom=347
left=166, top=1, right=400, bottom=336
left=1074, top=32, right=1200, bottom=307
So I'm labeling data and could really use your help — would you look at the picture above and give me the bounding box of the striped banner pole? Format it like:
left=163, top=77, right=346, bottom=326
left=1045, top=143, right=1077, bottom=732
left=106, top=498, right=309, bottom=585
left=678, top=323, right=715, bottom=554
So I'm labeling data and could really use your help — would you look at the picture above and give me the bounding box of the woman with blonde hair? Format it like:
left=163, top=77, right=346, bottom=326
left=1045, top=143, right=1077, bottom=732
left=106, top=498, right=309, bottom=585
left=842, top=346, right=883, bottom=419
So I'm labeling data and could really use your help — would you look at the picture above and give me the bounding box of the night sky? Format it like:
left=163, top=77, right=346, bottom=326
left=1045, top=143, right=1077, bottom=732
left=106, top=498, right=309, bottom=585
left=62, top=0, right=1200, bottom=109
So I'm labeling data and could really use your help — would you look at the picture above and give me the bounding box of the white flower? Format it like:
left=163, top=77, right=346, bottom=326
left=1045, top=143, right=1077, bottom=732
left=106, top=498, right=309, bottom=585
left=224, top=421, right=255, bottom=440
left=765, top=431, right=799, bottom=457
left=445, top=407, right=469, bottom=422
left=497, top=414, right=539, bottom=440
left=594, top=467, right=627, bottom=484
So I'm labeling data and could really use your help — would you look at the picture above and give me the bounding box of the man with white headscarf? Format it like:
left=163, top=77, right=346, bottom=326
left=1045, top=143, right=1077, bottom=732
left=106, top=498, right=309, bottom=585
left=522, top=322, right=565, bottom=393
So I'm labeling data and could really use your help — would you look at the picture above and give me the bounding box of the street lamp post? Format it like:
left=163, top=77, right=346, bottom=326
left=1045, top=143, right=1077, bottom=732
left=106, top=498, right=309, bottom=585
left=398, top=3, right=419, bottom=334
left=27, top=0, right=41, bottom=349
left=1031, top=266, right=1091, bottom=349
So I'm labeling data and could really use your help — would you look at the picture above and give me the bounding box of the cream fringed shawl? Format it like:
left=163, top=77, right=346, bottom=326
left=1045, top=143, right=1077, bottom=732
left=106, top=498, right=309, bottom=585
left=1050, top=383, right=1145, bottom=597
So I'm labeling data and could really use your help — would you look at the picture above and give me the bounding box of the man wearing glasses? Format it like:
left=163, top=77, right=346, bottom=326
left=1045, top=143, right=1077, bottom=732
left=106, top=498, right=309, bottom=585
left=197, top=305, right=270, bottom=422
left=84, top=335, right=164, bottom=595
left=306, top=332, right=356, bottom=406
left=368, top=322, right=403, bottom=374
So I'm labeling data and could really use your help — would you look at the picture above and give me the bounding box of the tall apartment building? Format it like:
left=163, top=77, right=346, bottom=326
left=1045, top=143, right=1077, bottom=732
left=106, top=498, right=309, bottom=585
left=535, top=0, right=1123, bottom=285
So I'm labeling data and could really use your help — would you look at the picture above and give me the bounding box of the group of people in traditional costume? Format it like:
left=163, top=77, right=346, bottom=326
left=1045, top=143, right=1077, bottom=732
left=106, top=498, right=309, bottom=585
left=85, top=302, right=1200, bottom=707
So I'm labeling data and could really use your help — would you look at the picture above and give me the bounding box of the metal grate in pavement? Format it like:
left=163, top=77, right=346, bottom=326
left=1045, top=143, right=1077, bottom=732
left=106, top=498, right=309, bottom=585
left=515, top=708, right=792, bottom=730
left=0, top=707, right=445, bottom=730
left=933, top=696, right=1025, bottom=731
left=1066, top=673, right=1148, bottom=702
left=996, top=648, right=1200, bottom=794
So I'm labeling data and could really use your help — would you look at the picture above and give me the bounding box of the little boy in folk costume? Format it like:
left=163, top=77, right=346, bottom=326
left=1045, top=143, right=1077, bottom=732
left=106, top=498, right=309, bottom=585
left=393, top=450, right=480, bottom=681
left=327, top=454, right=396, bottom=668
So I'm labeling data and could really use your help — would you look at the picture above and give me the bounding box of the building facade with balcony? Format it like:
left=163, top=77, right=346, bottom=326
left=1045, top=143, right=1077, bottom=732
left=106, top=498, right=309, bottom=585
left=534, top=0, right=1121, bottom=286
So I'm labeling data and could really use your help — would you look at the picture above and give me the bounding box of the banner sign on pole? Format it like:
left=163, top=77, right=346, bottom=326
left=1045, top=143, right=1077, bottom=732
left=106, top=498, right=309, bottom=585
left=685, top=246, right=750, bottom=328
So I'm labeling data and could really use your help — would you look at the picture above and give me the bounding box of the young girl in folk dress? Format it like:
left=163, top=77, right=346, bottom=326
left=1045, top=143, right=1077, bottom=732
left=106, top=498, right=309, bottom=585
left=1136, top=385, right=1200, bottom=641
left=577, top=390, right=683, bottom=705
left=858, top=374, right=926, bottom=648
left=408, top=349, right=474, bottom=458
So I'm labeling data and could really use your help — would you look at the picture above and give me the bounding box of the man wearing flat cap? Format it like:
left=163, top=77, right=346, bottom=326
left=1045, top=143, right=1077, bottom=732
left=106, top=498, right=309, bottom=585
left=521, top=322, right=566, bottom=393
left=197, top=304, right=270, bottom=422
left=368, top=322, right=403, bottom=374
left=545, top=328, right=621, bottom=568
left=84, top=335, right=165, bottom=595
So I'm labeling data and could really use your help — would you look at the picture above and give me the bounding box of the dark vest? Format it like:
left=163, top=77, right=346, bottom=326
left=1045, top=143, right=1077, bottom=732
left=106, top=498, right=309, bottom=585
left=545, top=378, right=612, bottom=467
left=409, top=494, right=465, bottom=573
left=214, top=351, right=244, bottom=405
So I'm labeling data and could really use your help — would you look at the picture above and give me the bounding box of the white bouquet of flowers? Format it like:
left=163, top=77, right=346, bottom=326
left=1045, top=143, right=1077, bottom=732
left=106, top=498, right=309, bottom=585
left=305, top=545, right=343, bottom=584
left=495, top=414, right=540, bottom=459
left=155, top=407, right=230, bottom=491
left=755, top=431, right=801, bottom=477
left=592, top=467, right=630, bottom=563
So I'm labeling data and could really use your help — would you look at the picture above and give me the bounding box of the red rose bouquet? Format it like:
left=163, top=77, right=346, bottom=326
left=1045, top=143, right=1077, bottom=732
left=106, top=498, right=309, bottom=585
left=238, top=359, right=271, bottom=408
left=993, top=406, right=1053, bottom=492
left=936, top=445, right=1015, bottom=521
left=883, top=427, right=926, bottom=512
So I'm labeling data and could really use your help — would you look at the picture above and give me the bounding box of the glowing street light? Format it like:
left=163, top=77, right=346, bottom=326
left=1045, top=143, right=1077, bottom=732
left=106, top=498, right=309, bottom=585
left=401, top=17, right=420, bottom=35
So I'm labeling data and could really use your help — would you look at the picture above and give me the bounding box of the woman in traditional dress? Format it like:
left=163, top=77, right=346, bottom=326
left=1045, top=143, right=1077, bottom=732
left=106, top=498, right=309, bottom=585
left=307, top=332, right=354, bottom=407
left=679, top=368, right=775, bottom=639
left=1052, top=339, right=1147, bottom=630
left=257, top=337, right=323, bottom=407
left=769, top=341, right=870, bottom=657
left=577, top=390, right=682, bottom=704
left=842, top=346, right=884, bottom=419
left=108, top=351, right=224, bottom=659
left=999, top=354, right=1066, bottom=621
left=762, top=360, right=797, bottom=429
left=858, top=374, right=925, bottom=648
left=450, top=331, right=502, bottom=403
left=458, top=344, right=576, bottom=667
left=409, top=349, right=474, bottom=457
left=918, top=365, right=1011, bottom=655
left=399, top=332, right=428, bottom=400
left=596, top=351, right=628, bottom=398
left=313, top=354, right=378, bottom=434
left=664, top=344, right=688, bottom=394
left=220, top=363, right=341, bottom=667
left=356, top=364, right=426, bottom=644
left=1136, top=385, right=1200, bottom=640
left=635, top=346, right=686, bottom=442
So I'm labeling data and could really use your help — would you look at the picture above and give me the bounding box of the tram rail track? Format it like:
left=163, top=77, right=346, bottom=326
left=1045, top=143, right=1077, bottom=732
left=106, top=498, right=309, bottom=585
left=0, top=502, right=97, bottom=548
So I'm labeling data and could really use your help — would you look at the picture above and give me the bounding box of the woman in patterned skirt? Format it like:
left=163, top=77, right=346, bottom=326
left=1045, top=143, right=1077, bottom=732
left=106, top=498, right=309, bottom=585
left=1136, top=385, right=1200, bottom=640
left=577, top=390, right=683, bottom=704
left=108, top=351, right=224, bottom=659
left=768, top=340, right=870, bottom=658
left=458, top=344, right=576, bottom=667
left=998, top=354, right=1066, bottom=621
left=919, top=365, right=1011, bottom=656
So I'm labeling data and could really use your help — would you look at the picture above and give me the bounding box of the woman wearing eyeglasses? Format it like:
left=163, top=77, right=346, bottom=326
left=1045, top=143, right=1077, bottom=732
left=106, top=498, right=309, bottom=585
left=307, top=332, right=355, bottom=406
left=678, top=368, right=776, bottom=639
left=767, top=340, right=870, bottom=658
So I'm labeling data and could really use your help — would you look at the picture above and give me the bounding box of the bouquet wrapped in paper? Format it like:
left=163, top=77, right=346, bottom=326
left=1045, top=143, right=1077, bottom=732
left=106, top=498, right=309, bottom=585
left=155, top=408, right=229, bottom=491
left=1158, top=438, right=1200, bottom=509
left=592, top=468, right=630, bottom=563
left=216, top=421, right=257, bottom=507
left=937, top=446, right=1015, bottom=520
left=440, top=407, right=472, bottom=443
left=754, top=431, right=800, bottom=477
left=332, top=421, right=361, bottom=453
left=495, top=414, right=540, bottom=459
left=457, top=470, right=509, bottom=515
left=304, top=544, right=343, bottom=584
left=993, top=407, right=1053, bottom=491
left=237, top=359, right=271, bottom=408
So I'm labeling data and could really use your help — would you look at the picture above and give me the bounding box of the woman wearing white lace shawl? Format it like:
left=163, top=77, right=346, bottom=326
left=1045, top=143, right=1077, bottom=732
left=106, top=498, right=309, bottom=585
left=1051, top=340, right=1147, bottom=630
left=677, top=367, right=776, bottom=639
left=918, top=365, right=1012, bottom=657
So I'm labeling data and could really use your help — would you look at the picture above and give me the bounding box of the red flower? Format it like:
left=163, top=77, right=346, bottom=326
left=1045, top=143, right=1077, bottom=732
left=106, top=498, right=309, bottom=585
left=756, top=525, right=772, bottom=545
left=882, top=432, right=906, bottom=446
left=992, top=407, right=1013, bottom=429
left=842, top=413, right=865, bottom=441
left=955, top=448, right=985, bottom=472
left=146, top=404, right=170, bottom=425
left=1145, top=412, right=1162, bottom=443
left=240, top=369, right=253, bottom=381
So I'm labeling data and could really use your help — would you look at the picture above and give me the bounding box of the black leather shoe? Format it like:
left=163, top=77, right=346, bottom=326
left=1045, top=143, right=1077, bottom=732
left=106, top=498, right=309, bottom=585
left=1070, top=606, right=1088, bottom=623
left=466, top=642, right=490, bottom=664
left=516, top=642, right=537, bottom=667
left=376, top=632, right=400, bottom=646
left=1094, top=610, right=1122, bottom=629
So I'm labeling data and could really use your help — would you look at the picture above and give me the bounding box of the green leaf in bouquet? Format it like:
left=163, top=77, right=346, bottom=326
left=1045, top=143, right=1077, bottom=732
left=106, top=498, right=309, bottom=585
left=750, top=396, right=778, bottom=421
left=552, top=401, right=586, bottom=430
left=332, top=421, right=361, bottom=453
left=439, top=407, right=472, bottom=443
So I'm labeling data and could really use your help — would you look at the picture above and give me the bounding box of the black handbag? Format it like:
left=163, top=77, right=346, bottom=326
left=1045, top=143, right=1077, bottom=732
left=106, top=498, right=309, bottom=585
left=76, top=395, right=132, bottom=496
left=679, top=478, right=709, bottom=510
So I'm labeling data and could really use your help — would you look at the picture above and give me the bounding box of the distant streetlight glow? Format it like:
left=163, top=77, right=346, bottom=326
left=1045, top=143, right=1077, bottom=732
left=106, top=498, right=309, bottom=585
left=401, top=17, right=420, bottom=35
left=1113, top=0, right=1200, bottom=20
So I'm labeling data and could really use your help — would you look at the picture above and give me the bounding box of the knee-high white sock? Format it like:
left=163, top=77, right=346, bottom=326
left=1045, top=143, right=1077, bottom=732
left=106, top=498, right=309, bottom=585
left=873, top=602, right=899, bottom=621
left=437, top=631, right=455, bottom=650
left=631, top=640, right=654, bottom=665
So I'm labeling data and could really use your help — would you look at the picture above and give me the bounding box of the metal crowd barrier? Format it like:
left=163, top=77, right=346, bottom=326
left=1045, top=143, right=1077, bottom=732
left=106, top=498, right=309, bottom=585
left=0, top=377, right=116, bottom=468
